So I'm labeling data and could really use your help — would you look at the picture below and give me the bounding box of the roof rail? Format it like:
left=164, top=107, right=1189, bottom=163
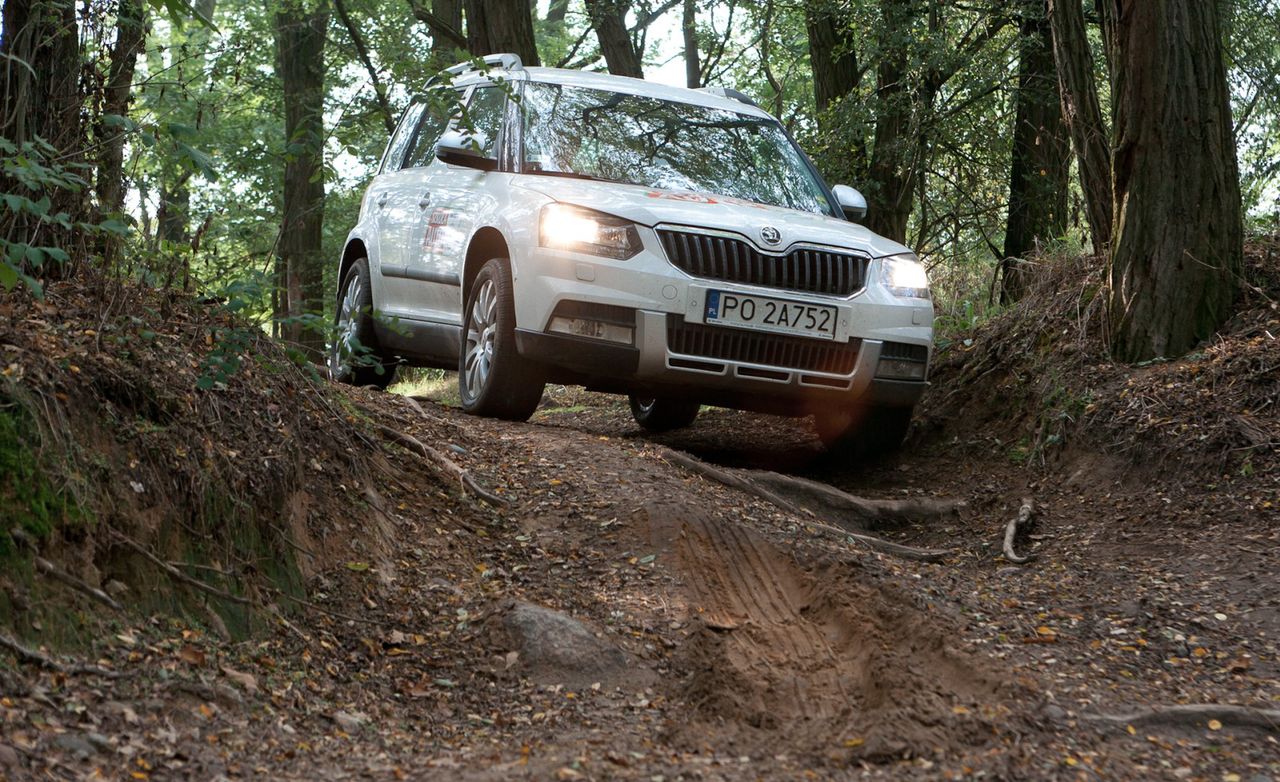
left=698, top=86, right=760, bottom=109
left=440, top=52, right=524, bottom=79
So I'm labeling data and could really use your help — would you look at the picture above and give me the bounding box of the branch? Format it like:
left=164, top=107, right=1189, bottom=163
left=1085, top=704, right=1280, bottom=733
left=35, top=557, right=123, bottom=611
left=657, top=447, right=953, bottom=563
left=374, top=424, right=508, bottom=505
left=406, top=0, right=469, bottom=49
left=1002, top=497, right=1036, bottom=563
left=0, top=632, right=121, bottom=678
left=334, top=0, right=396, bottom=134
left=110, top=531, right=251, bottom=605
left=630, top=0, right=682, bottom=33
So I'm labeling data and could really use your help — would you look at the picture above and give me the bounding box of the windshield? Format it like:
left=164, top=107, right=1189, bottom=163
left=520, top=82, right=835, bottom=216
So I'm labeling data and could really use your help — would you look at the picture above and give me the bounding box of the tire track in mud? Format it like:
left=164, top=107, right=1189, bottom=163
left=635, top=498, right=1023, bottom=761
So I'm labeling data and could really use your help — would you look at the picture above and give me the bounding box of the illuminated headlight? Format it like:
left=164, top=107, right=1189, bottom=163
left=880, top=253, right=930, bottom=299
left=539, top=203, right=642, bottom=260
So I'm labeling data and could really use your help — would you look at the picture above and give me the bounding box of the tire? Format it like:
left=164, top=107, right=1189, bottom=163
left=330, top=258, right=397, bottom=390
left=458, top=258, right=545, bottom=420
left=628, top=395, right=701, bottom=432
left=816, top=405, right=913, bottom=458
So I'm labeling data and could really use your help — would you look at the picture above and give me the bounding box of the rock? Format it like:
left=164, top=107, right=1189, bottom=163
left=104, top=580, right=129, bottom=597
left=86, top=733, right=113, bottom=753
left=52, top=733, right=97, bottom=758
left=1040, top=703, right=1067, bottom=722
left=499, top=601, right=629, bottom=681
left=332, top=710, right=367, bottom=731
left=0, top=743, right=20, bottom=769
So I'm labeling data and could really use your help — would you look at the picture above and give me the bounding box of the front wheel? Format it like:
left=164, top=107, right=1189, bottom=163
left=628, top=395, right=700, bottom=432
left=330, top=258, right=397, bottom=390
left=458, top=258, right=545, bottom=421
left=816, top=405, right=913, bottom=458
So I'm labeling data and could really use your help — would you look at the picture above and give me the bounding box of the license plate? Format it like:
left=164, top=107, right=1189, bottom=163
left=704, top=290, right=837, bottom=340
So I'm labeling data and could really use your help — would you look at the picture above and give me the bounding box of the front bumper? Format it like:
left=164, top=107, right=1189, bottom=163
left=511, top=233, right=932, bottom=414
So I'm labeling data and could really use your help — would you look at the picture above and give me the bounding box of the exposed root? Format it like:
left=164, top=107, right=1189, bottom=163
left=0, top=632, right=121, bottom=678
left=1085, top=704, right=1280, bottom=733
left=35, top=556, right=124, bottom=612
left=110, top=530, right=251, bottom=605
left=748, top=470, right=966, bottom=521
left=374, top=424, right=507, bottom=506
left=658, top=447, right=952, bottom=563
left=1002, top=498, right=1036, bottom=564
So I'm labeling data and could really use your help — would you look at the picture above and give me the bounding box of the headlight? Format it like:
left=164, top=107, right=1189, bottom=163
left=879, top=253, right=930, bottom=299
left=539, top=203, right=642, bottom=260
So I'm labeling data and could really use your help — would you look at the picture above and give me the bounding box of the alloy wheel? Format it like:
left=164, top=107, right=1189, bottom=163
left=463, top=278, right=498, bottom=400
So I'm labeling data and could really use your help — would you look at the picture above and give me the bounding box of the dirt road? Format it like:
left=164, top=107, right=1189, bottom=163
left=5, top=388, right=1277, bottom=780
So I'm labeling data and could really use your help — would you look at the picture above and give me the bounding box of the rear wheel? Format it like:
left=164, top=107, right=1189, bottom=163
left=628, top=395, right=701, bottom=432
left=458, top=258, right=545, bottom=420
left=816, top=405, right=913, bottom=458
left=330, top=258, right=397, bottom=389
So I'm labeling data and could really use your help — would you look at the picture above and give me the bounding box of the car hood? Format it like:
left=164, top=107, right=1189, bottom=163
left=512, top=177, right=912, bottom=258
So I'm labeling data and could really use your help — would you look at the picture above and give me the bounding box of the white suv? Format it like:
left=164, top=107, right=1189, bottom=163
left=331, top=54, right=933, bottom=452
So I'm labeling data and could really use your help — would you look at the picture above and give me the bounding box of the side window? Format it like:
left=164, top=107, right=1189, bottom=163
left=460, top=86, right=506, bottom=158
left=381, top=103, right=424, bottom=173
left=401, top=91, right=460, bottom=169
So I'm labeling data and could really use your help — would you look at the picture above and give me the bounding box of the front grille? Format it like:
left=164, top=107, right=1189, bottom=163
left=657, top=229, right=869, bottom=297
left=880, top=341, right=929, bottom=362
left=667, top=315, right=861, bottom=375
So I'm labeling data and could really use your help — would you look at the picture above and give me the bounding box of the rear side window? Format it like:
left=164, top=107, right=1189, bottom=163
left=381, top=103, right=424, bottom=173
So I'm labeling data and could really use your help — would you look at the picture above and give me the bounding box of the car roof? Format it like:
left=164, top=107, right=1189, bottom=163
left=452, top=65, right=775, bottom=120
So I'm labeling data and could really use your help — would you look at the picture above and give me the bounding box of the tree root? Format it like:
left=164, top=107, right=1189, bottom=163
left=1002, top=498, right=1036, bottom=564
left=1085, top=704, right=1280, bottom=733
left=110, top=530, right=251, bottom=605
left=34, top=556, right=123, bottom=612
left=375, top=424, right=507, bottom=506
left=0, top=632, right=121, bottom=678
left=657, top=447, right=953, bottom=563
left=748, top=470, right=966, bottom=522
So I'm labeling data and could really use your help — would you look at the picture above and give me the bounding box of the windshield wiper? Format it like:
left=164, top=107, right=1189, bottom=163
left=521, top=169, right=615, bottom=184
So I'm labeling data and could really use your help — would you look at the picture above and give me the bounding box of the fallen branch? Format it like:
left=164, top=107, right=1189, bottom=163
left=110, top=531, right=251, bottom=605
left=1085, top=704, right=1280, bottom=733
left=1002, top=498, right=1036, bottom=564
left=0, top=632, right=121, bottom=678
left=658, top=447, right=952, bottom=563
left=35, top=556, right=123, bottom=612
left=748, top=471, right=966, bottom=521
left=374, top=424, right=507, bottom=506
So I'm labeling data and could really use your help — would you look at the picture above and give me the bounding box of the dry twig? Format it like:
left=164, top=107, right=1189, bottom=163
left=35, top=556, right=123, bottom=612
left=0, top=632, right=121, bottom=678
left=1085, top=704, right=1280, bottom=733
left=110, top=530, right=251, bottom=605
left=1002, top=498, right=1036, bottom=564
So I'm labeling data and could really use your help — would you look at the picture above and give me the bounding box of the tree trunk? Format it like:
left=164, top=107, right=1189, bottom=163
left=864, top=0, right=918, bottom=243
left=805, top=0, right=859, bottom=113
left=464, top=0, right=540, bottom=65
left=1106, top=0, right=1242, bottom=362
left=682, top=0, right=699, bottom=88
left=1002, top=0, right=1070, bottom=300
left=1047, top=0, right=1111, bottom=254
left=0, top=0, right=86, bottom=273
left=96, top=0, right=147, bottom=219
left=275, top=0, right=330, bottom=361
left=585, top=0, right=642, bottom=78
left=155, top=0, right=216, bottom=247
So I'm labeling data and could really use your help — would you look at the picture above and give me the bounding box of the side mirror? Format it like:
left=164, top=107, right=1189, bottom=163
left=832, top=184, right=867, bottom=223
left=436, top=129, right=497, bottom=171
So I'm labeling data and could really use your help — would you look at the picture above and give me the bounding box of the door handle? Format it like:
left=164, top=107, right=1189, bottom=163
left=418, top=193, right=432, bottom=209
left=376, top=192, right=388, bottom=208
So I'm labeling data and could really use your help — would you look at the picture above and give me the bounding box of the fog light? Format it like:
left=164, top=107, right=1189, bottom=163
left=876, top=358, right=927, bottom=380
left=548, top=316, right=634, bottom=345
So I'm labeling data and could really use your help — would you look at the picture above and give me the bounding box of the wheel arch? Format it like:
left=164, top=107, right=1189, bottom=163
left=462, top=226, right=512, bottom=305
left=337, top=238, right=368, bottom=304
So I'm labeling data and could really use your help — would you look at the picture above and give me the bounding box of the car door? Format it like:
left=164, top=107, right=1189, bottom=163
left=374, top=97, right=453, bottom=319
left=411, top=84, right=511, bottom=324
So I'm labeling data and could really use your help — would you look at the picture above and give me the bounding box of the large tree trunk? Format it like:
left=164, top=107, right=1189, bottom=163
left=1047, top=0, right=1111, bottom=254
left=682, top=0, right=700, bottom=88
left=464, top=0, right=540, bottom=65
left=275, top=0, right=330, bottom=361
left=1106, top=0, right=1242, bottom=362
left=0, top=0, right=86, bottom=273
left=805, top=0, right=860, bottom=113
left=1002, top=0, right=1070, bottom=300
left=586, top=0, right=642, bottom=78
